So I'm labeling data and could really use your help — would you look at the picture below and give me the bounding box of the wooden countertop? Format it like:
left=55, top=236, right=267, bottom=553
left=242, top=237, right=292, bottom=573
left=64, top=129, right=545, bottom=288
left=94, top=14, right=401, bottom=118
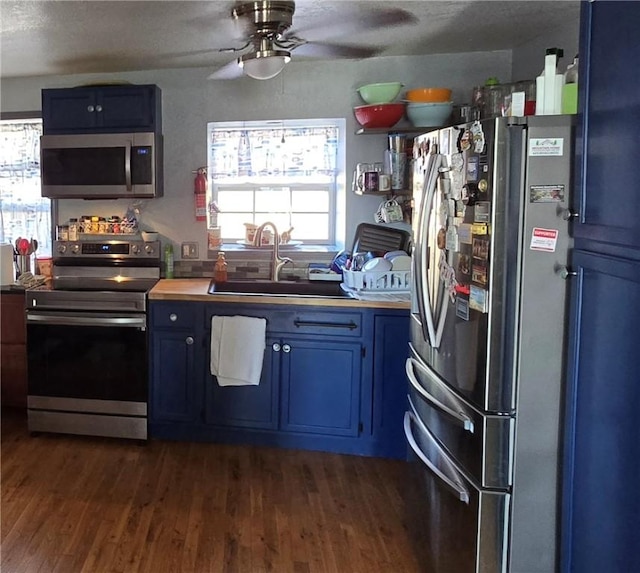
left=149, top=279, right=410, bottom=310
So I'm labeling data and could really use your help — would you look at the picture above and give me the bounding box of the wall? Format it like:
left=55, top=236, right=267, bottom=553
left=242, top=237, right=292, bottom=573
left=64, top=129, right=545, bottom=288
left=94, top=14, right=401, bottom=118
left=511, top=20, right=579, bottom=81
left=1, top=50, right=510, bottom=261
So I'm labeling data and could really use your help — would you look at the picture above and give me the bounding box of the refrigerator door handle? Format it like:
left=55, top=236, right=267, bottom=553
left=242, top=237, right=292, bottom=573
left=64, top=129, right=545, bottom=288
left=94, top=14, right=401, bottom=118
left=415, top=153, right=443, bottom=348
left=404, top=411, right=470, bottom=504
left=406, top=357, right=475, bottom=433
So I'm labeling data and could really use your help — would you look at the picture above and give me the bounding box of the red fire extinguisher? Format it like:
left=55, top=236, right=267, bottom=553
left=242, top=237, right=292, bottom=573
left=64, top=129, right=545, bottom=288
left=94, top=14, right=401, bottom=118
left=194, top=167, right=207, bottom=222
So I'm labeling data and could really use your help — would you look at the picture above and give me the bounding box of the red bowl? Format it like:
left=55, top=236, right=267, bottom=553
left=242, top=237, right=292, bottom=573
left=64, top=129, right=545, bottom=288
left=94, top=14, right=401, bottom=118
left=354, top=103, right=405, bottom=129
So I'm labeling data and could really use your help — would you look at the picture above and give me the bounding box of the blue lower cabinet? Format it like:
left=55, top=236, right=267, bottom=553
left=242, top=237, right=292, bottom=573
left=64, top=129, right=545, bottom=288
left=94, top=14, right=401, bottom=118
left=149, top=329, right=200, bottom=423
left=148, top=300, right=410, bottom=458
left=280, top=338, right=362, bottom=437
left=205, top=335, right=280, bottom=430
left=562, top=249, right=640, bottom=573
left=373, top=313, right=410, bottom=459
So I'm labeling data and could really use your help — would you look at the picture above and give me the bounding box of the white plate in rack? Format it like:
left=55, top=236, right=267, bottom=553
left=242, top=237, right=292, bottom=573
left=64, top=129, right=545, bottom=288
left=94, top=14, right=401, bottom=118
left=236, top=240, right=303, bottom=249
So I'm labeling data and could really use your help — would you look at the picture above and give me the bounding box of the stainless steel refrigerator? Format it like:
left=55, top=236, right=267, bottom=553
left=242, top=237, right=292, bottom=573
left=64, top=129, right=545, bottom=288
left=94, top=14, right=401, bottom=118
left=404, top=116, right=574, bottom=573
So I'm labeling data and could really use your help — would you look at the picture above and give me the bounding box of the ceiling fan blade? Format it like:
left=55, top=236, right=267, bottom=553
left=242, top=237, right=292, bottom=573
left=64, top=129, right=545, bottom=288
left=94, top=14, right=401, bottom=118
left=286, top=7, right=418, bottom=42
left=208, top=59, right=244, bottom=80
left=292, top=42, right=381, bottom=59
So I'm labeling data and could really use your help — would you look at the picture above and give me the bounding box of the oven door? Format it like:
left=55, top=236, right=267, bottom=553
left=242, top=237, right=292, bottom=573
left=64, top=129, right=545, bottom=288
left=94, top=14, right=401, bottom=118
left=26, top=310, right=148, bottom=439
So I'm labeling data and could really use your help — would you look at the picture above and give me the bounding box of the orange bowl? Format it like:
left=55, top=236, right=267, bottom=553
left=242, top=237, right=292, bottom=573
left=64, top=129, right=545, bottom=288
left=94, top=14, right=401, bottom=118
left=354, top=103, right=405, bottom=129
left=406, top=87, right=452, bottom=103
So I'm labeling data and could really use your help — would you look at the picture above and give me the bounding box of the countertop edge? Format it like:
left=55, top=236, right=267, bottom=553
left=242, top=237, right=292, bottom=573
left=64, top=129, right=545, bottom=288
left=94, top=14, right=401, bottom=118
left=149, top=279, right=410, bottom=310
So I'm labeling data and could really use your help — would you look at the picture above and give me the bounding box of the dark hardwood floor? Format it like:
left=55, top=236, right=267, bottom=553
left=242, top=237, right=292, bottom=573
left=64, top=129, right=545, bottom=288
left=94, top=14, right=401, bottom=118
left=1, top=409, right=425, bottom=573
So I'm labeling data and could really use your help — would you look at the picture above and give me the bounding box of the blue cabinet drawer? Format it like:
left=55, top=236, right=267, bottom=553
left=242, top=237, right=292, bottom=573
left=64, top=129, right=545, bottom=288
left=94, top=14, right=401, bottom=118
left=282, top=310, right=362, bottom=338
left=151, top=302, right=200, bottom=329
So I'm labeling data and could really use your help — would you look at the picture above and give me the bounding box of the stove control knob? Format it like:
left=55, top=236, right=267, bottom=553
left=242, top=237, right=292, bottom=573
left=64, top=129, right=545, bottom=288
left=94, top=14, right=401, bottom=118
left=131, top=245, right=141, bottom=255
left=144, top=244, right=155, bottom=255
left=71, top=243, right=80, bottom=254
left=57, top=243, right=67, bottom=254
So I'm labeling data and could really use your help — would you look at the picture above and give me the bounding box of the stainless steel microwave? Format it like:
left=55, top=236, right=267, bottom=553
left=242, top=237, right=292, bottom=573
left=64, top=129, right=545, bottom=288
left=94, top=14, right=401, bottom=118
left=40, top=132, right=162, bottom=199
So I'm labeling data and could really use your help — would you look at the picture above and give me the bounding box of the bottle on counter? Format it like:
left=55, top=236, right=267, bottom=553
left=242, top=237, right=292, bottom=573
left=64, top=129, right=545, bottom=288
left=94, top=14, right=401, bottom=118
left=214, top=251, right=228, bottom=283
left=164, top=243, right=174, bottom=279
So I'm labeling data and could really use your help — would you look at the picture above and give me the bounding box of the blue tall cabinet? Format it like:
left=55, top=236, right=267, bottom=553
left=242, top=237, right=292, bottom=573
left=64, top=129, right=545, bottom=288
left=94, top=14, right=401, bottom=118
left=562, top=2, right=640, bottom=572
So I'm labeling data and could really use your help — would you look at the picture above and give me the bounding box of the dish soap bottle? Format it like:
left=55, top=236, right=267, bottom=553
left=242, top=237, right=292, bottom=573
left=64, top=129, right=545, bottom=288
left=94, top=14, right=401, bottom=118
left=214, top=251, right=228, bottom=283
left=164, top=243, right=174, bottom=279
left=562, top=54, right=579, bottom=115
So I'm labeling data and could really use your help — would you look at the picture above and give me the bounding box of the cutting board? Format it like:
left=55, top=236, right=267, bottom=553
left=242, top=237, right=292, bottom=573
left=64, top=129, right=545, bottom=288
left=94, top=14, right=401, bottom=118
left=350, top=223, right=412, bottom=255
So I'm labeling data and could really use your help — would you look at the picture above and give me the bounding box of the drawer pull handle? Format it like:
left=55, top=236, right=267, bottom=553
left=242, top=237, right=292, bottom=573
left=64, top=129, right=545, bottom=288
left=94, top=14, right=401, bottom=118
left=282, top=344, right=291, bottom=353
left=293, top=319, right=357, bottom=330
left=185, top=337, right=194, bottom=345
left=169, top=313, right=178, bottom=322
left=272, top=343, right=281, bottom=352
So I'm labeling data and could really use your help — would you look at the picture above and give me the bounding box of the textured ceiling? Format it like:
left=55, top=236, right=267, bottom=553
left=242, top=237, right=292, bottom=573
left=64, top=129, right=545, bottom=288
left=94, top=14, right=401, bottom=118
left=0, top=1, right=580, bottom=80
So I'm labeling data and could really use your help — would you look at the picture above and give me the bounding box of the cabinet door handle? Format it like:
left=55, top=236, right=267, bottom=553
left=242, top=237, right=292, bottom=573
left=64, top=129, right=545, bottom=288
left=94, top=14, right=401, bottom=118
left=185, top=336, right=194, bottom=345
left=293, top=319, right=357, bottom=330
left=272, top=343, right=281, bottom=352
left=95, top=104, right=103, bottom=112
left=169, top=313, right=178, bottom=322
left=282, top=344, right=291, bottom=353
left=87, top=105, right=95, bottom=113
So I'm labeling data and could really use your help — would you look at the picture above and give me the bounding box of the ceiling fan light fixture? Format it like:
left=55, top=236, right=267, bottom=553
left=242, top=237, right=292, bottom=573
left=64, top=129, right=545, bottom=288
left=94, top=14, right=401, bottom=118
left=239, top=49, right=291, bottom=80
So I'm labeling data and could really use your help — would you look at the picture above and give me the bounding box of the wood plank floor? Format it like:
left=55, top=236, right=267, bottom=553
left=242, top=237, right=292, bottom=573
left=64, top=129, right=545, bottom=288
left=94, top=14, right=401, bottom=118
left=1, top=409, right=426, bottom=573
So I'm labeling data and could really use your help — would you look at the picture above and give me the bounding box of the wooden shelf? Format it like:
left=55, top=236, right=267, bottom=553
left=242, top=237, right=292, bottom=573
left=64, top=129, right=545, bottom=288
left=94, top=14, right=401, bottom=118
left=354, top=189, right=411, bottom=197
left=355, top=125, right=440, bottom=136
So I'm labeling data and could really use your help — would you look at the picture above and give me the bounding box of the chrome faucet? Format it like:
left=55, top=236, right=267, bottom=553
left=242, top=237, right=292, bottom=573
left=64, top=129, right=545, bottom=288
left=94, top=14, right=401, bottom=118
left=253, top=221, right=292, bottom=281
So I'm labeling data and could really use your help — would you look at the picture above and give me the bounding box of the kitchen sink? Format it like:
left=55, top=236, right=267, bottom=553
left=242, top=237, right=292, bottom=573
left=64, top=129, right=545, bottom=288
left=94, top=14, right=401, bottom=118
left=208, top=279, right=348, bottom=298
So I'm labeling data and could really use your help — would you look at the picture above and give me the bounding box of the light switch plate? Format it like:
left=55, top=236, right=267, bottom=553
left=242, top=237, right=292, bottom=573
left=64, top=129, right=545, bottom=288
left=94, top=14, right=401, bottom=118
left=181, top=242, right=199, bottom=259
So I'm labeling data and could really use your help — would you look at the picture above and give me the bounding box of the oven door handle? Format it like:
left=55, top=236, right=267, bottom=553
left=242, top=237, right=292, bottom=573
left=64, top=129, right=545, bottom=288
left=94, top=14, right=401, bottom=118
left=26, top=311, right=146, bottom=329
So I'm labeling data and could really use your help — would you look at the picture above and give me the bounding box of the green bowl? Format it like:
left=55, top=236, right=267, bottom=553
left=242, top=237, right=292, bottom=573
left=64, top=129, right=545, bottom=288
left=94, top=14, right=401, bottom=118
left=357, top=82, right=403, bottom=105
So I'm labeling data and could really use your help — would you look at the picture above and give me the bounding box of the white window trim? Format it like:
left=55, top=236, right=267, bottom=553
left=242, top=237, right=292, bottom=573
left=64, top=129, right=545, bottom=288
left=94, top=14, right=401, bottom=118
left=207, top=118, right=346, bottom=248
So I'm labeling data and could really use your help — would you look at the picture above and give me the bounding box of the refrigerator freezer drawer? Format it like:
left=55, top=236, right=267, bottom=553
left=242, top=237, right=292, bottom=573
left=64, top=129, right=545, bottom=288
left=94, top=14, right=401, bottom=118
left=407, top=348, right=514, bottom=489
left=404, top=408, right=510, bottom=573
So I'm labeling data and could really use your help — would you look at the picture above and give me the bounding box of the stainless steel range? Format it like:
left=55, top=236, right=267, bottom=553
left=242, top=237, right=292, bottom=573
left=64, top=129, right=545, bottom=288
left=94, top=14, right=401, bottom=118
left=25, top=238, right=161, bottom=440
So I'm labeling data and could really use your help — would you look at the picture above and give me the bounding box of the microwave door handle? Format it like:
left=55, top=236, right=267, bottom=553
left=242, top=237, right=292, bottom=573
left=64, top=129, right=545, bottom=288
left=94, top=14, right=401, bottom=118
left=404, top=411, right=470, bottom=503
left=125, top=140, right=132, bottom=191
left=406, top=357, right=474, bottom=432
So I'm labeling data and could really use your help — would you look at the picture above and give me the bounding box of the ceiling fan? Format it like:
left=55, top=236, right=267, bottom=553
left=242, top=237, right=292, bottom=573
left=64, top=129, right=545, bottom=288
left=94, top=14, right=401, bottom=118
left=208, top=0, right=417, bottom=80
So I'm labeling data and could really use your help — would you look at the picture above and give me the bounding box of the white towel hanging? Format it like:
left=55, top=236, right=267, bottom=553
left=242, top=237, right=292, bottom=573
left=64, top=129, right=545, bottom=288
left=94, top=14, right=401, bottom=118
left=210, top=315, right=267, bottom=386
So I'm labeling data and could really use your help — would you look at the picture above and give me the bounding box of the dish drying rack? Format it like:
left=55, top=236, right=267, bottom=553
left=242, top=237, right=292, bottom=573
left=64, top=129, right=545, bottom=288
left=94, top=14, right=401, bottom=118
left=342, top=268, right=411, bottom=291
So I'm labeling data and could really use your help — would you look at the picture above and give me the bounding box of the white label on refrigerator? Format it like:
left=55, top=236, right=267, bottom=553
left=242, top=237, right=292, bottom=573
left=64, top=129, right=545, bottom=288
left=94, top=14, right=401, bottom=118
left=529, top=138, right=564, bottom=156
left=530, top=227, right=559, bottom=252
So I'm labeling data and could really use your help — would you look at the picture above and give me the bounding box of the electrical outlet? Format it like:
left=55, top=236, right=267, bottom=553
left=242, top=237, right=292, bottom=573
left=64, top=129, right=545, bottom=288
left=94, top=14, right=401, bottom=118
left=181, top=242, right=199, bottom=259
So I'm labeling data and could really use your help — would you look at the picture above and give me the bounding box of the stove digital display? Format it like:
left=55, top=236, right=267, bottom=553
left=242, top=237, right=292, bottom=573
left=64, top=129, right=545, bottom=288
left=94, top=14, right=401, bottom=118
left=81, top=243, right=130, bottom=255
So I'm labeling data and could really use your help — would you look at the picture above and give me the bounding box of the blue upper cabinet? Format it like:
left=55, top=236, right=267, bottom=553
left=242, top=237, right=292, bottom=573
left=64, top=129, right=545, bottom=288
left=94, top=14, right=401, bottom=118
left=573, top=1, right=640, bottom=252
left=42, top=84, right=162, bottom=134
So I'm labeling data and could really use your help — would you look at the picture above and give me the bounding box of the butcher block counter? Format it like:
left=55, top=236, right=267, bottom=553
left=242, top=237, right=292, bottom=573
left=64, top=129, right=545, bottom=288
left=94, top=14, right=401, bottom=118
left=149, top=279, right=411, bottom=310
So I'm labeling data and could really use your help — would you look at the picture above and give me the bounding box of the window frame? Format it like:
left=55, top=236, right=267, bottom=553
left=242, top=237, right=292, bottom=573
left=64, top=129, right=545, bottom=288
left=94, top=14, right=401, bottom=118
left=0, top=111, right=53, bottom=257
left=207, top=118, right=345, bottom=247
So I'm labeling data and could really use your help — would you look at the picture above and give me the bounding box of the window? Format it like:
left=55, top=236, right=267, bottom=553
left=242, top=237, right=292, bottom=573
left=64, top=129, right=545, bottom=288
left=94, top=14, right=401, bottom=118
left=207, top=119, right=344, bottom=245
left=0, top=117, right=51, bottom=256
